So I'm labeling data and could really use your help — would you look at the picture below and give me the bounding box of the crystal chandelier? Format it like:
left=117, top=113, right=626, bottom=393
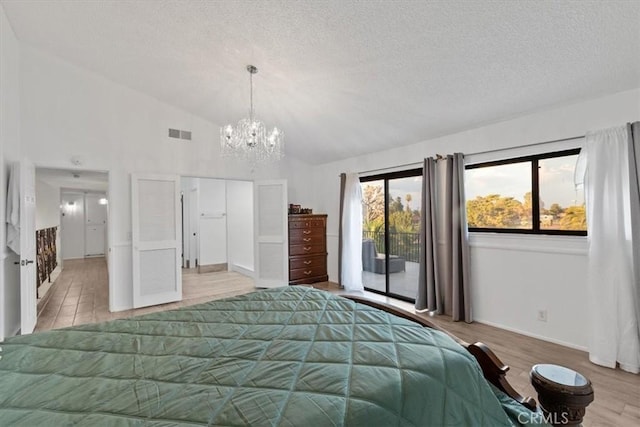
left=220, top=65, right=284, bottom=165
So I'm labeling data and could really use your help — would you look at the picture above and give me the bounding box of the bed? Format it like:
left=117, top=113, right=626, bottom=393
left=0, top=286, right=541, bottom=426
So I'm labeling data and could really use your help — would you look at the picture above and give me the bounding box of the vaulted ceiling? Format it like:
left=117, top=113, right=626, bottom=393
left=3, top=0, right=639, bottom=164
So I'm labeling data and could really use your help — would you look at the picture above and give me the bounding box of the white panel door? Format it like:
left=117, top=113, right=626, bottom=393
left=85, top=194, right=106, bottom=256
left=198, top=178, right=227, bottom=266
left=60, top=192, right=85, bottom=260
left=85, top=193, right=107, bottom=224
left=254, top=180, right=288, bottom=288
left=85, top=225, right=105, bottom=256
left=189, top=187, right=198, bottom=267
left=18, top=159, right=37, bottom=334
left=132, top=173, right=182, bottom=308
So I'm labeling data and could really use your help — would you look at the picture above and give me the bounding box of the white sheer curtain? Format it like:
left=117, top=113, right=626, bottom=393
left=579, top=124, right=640, bottom=374
left=340, top=173, right=364, bottom=291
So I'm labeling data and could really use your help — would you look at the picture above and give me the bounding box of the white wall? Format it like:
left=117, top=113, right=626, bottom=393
left=180, top=177, right=193, bottom=268
left=312, top=88, right=640, bottom=349
left=35, top=179, right=60, bottom=230
left=35, top=178, right=62, bottom=272
left=0, top=4, right=22, bottom=340
left=19, top=45, right=313, bottom=311
left=226, top=180, right=254, bottom=275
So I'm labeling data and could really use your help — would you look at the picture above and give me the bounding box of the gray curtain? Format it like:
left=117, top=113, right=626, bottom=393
left=416, top=153, right=472, bottom=322
left=628, top=122, right=640, bottom=336
left=338, top=173, right=346, bottom=288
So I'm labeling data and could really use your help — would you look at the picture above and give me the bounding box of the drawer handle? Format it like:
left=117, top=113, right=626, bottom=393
left=304, top=270, right=312, bottom=275
left=303, top=238, right=312, bottom=242
left=303, top=230, right=311, bottom=235
left=303, top=246, right=311, bottom=251
left=303, top=260, right=312, bottom=265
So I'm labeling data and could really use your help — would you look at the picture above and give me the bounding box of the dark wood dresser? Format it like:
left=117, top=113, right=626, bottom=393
left=288, top=214, right=328, bottom=285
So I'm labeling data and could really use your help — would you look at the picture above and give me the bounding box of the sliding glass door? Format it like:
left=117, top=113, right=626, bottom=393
left=361, top=169, right=422, bottom=301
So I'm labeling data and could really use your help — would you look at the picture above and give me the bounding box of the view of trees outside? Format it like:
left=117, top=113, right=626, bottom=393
left=465, top=155, right=586, bottom=231
left=362, top=181, right=421, bottom=234
left=361, top=178, right=422, bottom=262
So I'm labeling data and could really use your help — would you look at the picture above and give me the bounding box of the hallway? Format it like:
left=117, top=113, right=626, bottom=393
left=35, top=257, right=255, bottom=332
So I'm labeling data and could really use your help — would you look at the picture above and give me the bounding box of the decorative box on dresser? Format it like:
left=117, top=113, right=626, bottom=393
left=288, top=214, right=328, bottom=285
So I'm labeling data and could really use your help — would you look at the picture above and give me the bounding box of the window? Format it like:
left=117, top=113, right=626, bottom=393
left=465, top=149, right=586, bottom=235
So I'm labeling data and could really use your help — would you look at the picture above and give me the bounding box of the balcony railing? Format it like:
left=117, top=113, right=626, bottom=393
left=362, top=230, right=420, bottom=263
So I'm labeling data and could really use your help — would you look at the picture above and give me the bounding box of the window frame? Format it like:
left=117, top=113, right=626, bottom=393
left=465, top=148, right=586, bottom=236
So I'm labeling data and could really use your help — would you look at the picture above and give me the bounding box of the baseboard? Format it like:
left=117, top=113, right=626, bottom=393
left=230, top=263, right=254, bottom=278
left=198, top=263, right=227, bottom=274
left=474, top=318, right=588, bottom=352
left=109, top=304, right=133, bottom=313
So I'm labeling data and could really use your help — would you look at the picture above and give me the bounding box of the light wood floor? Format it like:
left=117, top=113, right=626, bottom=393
left=35, top=258, right=255, bottom=330
left=35, top=260, right=638, bottom=426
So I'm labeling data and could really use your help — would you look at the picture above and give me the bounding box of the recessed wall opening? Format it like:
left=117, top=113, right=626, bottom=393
left=179, top=176, right=254, bottom=278
left=34, top=167, right=109, bottom=328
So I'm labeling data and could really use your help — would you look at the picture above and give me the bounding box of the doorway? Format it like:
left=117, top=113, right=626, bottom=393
left=360, top=169, right=423, bottom=301
left=180, top=177, right=254, bottom=278
left=34, top=168, right=109, bottom=317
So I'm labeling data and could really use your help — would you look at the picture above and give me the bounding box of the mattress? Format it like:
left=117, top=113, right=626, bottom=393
left=0, top=286, right=538, bottom=426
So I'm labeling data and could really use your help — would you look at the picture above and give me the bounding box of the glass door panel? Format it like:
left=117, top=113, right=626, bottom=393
left=387, top=176, right=422, bottom=299
left=360, top=169, right=422, bottom=301
left=361, top=180, right=385, bottom=293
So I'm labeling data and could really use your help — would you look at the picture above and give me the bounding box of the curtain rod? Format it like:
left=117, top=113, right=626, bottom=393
left=352, top=135, right=584, bottom=176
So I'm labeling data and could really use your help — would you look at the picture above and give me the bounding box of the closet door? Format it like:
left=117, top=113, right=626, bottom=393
left=131, top=173, right=182, bottom=308
left=254, top=180, right=288, bottom=288
left=197, top=179, right=227, bottom=267
left=85, top=194, right=106, bottom=256
left=61, top=192, right=85, bottom=260
left=16, top=159, right=37, bottom=334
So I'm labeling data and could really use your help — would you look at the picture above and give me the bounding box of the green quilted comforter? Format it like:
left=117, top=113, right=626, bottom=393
left=0, top=287, right=538, bottom=426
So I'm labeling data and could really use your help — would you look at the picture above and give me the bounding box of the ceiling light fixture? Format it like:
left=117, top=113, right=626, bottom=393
left=220, top=65, right=283, bottom=165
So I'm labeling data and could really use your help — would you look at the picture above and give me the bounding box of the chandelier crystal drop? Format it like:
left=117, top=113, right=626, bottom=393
left=220, top=65, right=284, bottom=165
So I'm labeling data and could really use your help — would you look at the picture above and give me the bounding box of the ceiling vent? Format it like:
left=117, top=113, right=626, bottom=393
left=169, top=128, right=192, bottom=141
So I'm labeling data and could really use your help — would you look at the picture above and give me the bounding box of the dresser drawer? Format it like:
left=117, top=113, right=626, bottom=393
left=290, top=255, right=326, bottom=270
left=290, top=265, right=328, bottom=281
left=290, top=243, right=325, bottom=256
left=289, top=228, right=324, bottom=244
left=289, top=219, right=325, bottom=229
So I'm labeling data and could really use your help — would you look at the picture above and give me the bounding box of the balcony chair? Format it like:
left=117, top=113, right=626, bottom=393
left=362, top=238, right=406, bottom=274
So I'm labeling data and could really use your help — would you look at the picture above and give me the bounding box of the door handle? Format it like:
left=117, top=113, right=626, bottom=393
left=20, top=260, right=34, bottom=266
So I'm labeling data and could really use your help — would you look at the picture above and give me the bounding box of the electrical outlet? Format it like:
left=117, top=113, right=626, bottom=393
left=537, top=309, right=547, bottom=322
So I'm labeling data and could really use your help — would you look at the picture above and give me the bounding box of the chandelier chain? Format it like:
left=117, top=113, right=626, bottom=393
left=249, top=70, right=254, bottom=120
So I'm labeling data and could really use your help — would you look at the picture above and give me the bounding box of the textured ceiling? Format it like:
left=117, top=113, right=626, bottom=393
left=3, top=1, right=639, bottom=165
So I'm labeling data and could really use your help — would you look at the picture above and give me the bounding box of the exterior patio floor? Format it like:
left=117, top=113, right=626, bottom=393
left=362, top=260, right=419, bottom=300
